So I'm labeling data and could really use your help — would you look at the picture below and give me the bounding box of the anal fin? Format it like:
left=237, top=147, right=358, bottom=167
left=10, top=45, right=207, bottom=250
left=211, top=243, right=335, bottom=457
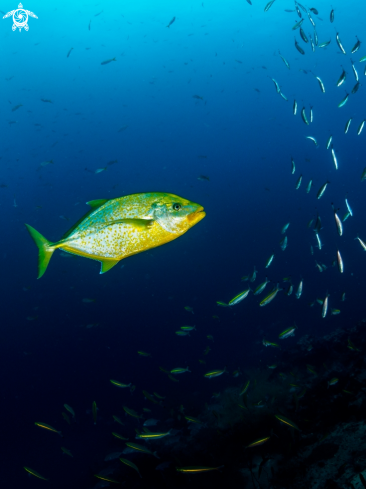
left=100, top=259, right=120, bottom=274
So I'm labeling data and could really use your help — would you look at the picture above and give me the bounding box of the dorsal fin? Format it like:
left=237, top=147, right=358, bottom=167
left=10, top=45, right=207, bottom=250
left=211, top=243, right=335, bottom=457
left=86, top=199, right=109, bottom=208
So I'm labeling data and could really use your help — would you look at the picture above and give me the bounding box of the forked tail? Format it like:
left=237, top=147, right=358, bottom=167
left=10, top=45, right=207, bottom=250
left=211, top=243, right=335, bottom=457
left=25, top=224, right=56, bottom=279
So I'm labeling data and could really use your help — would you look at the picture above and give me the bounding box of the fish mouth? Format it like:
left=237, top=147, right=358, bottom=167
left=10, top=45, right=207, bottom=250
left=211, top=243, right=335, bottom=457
left=188, top=206, right=205, bottom=224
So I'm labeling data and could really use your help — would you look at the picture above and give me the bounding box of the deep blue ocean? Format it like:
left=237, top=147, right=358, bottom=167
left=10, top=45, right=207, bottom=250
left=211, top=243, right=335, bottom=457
left=2, top=0, right=366, bottom=487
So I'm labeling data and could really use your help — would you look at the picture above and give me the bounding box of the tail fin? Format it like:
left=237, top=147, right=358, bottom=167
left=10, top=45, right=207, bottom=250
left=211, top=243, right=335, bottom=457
left=25, top=224, right=55, bottom=279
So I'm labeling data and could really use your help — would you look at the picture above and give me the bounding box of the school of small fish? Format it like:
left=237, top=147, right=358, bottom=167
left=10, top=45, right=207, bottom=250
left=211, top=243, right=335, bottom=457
left=13, top=1, right=366, bottom=484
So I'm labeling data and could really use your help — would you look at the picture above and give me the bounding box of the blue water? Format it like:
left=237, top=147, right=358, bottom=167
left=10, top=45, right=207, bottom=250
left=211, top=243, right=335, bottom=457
left=1, top=0, right=366, bottom=486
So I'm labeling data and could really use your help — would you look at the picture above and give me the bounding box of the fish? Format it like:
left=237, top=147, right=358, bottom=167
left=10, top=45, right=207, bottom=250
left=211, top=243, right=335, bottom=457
left=309, top=35, right=315, bottom=51
left=351, top=61, right=359, bottom=82
left=300, top=28, right=308, bottom=43
left=166, top=16, right=176, bottom=28
left=292, top=19, right=304, bottom=30
left=336, top=69, right=346, bottom=87
left=177, top=466, right=224, bottom=473
left=293, top=100, right=297, bottom=115
left=295, top=40, right=305, bottom=55
left=11, top=104, right=23, bottom=112
left=310, top=106, right=314, bottom=123
left=125, top=442, right=159, bottom=458
left=301, top=107, right=309, bottom=125
left=345, top=118, right=352, bottom=134
left=306, top=136, right=318, bottom=146
left=295, top=280, right=303, bottom=299
left=332, top=204, right=343, bottom=236
left=123, top=406, right=143, bottom=418
left=112, top=432, right=128, bottom=441
left=330, top=9, right=334, bottom=23
left=326, top=135, right=333, bottom=149
left=138, top=350, right=151, bottom=356
left=278, top=52, right=290, bottom=69
left=170, top=367, right=190, bottom=374
left=336, top=33, right=346, bottom=54
left=228, top=289, right=251, bottom=305
left=253, top=278, right=270, bottom=295
left=25, top=193, right=205, bottom=278
left=249, top=266, right=257, bottom=282
left=136, top=430, right=171, bottom=440
left=331, top=309, right=341, bottom=315
left=110, top=380, right=132, bottom=388
left=143, top=418, right=159, bottom=426
left=264, top=0, right=276, bottom=12
left=314, top=75, right=325, bottom=93
left=120, top=458, right=142, bottom=478
left=271, top=78, right=281, bottom=93
left=279, top=325, right=296, bottom=339
left=352, top=82, right=360, bottom=94
left=24, top=467, right=48, bottom=481
left=176, top=330, right=191, bottom=336
left=34, top=422, right=62, bottom=436
left=306, top=179, right=313, bottom=193
left=317, top=181, right=329, bottom=199
left=322, top=293, right=330, bottom=318
left=67, top=47, right=73, bottom=58
left=279, top=236, right=288, bottom=251
left=318, top=40, right=331, bottom=48
left=185, top=415, right=203, bottom=423
left=279, top=92, right=288, bottom=101
left=355, top=236, right=366, bottom=250
left=263, top=339, right=280, bottom=348
left=64, top=404, right=75, bottom=418
left=94, top=475, right=120, bottom=484
left=260, top=283, right=281, bottom=307
left=315, top=232, right=322, bottom=250
left=204, top=368, right=227, bottom=378
left=275, top=414, right=301, bottom=430
left=337, top=250, right=344, bottom=273
left=307, top=10, right=315, bottom=27
left=361, top=168, right=366, bottom=182
left=331, top=147, right=338, bottom=170
left=357, top=120, right=365, bottom=136
left=246, top=436, right=270, bottom=448
left=180, top=325, right=196, bottom=331
left=265, top=254, right=274, bottom=268
left=240, top=380, right=250, bottom=395
left=101, top=58, right=116, bottom=65
left=291, top=157, right=295, bottom=173
left=328, top=377, right=339, bottom=387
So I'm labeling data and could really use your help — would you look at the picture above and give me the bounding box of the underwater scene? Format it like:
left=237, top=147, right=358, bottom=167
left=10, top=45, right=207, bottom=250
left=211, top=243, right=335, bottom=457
left=2, top=0, right=366, bottom=487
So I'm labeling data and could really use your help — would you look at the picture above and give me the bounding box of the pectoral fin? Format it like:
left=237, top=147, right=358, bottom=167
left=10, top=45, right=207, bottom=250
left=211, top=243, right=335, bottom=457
left=100, top=259, right=120, bottom=274
left=106, top=219, right=154, bottom=231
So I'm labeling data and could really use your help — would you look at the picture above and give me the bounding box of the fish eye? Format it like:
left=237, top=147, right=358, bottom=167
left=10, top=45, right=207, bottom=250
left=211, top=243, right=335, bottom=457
left=173, top=203, right=182, bottom=211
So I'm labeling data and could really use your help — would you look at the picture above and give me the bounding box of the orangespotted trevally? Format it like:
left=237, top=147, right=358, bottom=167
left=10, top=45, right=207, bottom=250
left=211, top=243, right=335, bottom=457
left=25, top=192, right=205, bottom=278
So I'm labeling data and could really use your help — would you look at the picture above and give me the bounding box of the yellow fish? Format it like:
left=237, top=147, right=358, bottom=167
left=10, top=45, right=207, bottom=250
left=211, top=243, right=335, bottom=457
left=25, top=192, right=205, bottom=278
